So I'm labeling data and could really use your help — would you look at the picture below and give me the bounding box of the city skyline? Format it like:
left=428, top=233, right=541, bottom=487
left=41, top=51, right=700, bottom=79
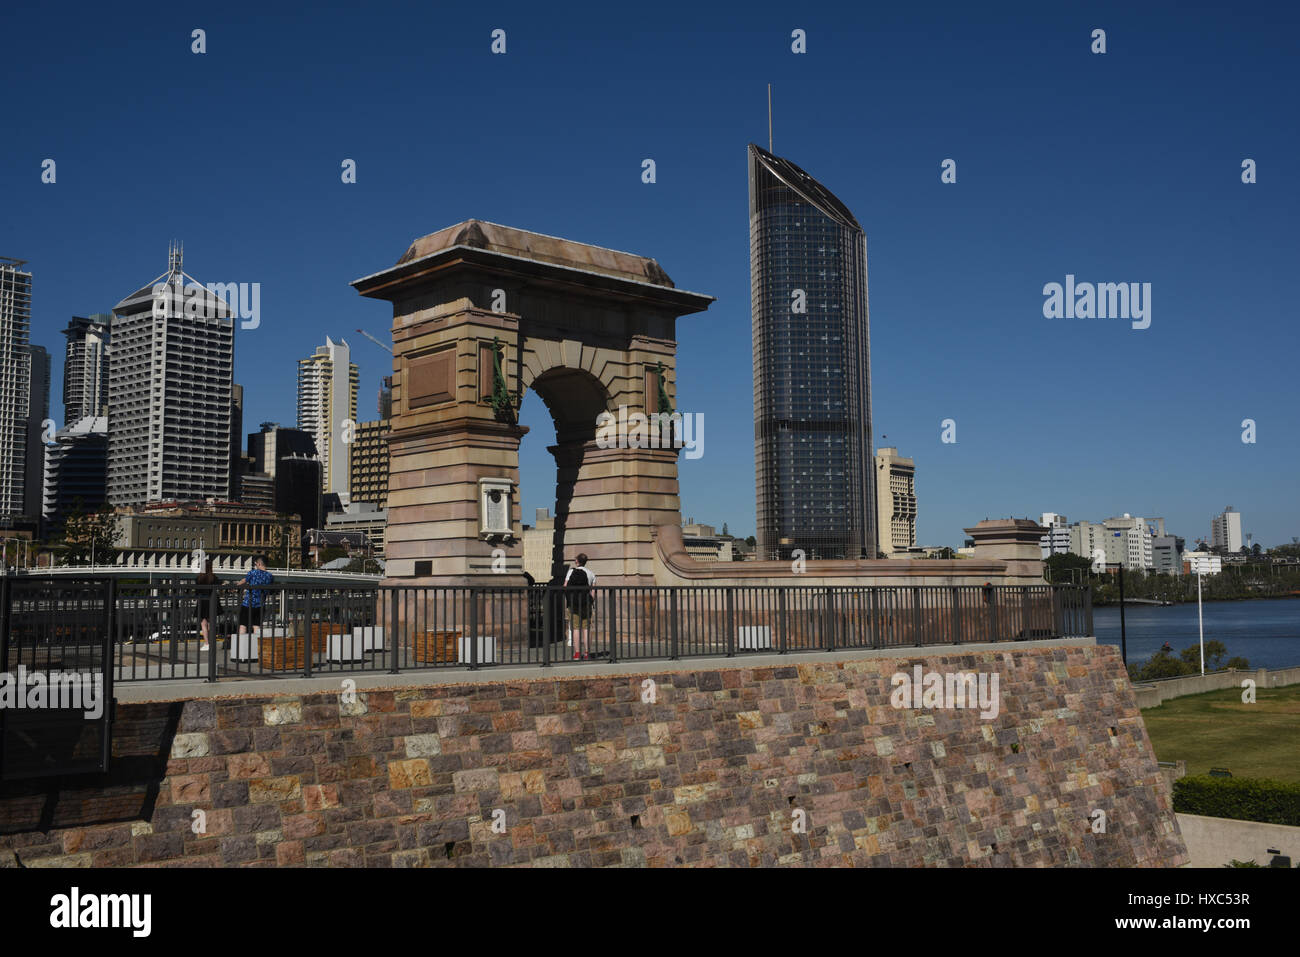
left=3, top=2, right=1297, bottom=546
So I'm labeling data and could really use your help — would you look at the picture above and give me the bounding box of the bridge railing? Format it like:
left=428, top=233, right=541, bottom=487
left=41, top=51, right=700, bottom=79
left=0, top=578, right=1093, bottom=684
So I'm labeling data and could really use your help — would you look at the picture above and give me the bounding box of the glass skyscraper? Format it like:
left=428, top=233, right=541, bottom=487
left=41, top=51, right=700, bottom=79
left=748, top=143, right=876, bottom=560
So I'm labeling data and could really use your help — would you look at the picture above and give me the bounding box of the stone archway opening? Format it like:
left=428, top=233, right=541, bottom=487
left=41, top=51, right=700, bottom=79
left=518, top=366, right=611, bottom=584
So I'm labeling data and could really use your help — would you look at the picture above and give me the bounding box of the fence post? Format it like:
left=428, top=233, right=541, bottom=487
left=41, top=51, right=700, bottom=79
left=951, top=587, right=962, bottom=645
left=608, top=588, right=618, bottom=664
left=388, top=588, right=400, bottom=674
left=988, top=588, right=999, bottom=641
left=870, top=587, right=880, bottom=650
left=778, top=589, right=788, bottom=655
left=303, top=585, right=313, bottom=677
left=1083, top=585, right=1094, bottom=637
left=912, top=587, right=922, bottom=646
left=726, top=587, right=735, bottom=657
left=468, top=588, right=479, bottom=671
left=1020, top=586, right=1030, bottom=640
left=101, top=577, right=117, bottom=772
left=168, top=576, right=180, bottom=667
left=206, top=586, right=218, bottom=683
left=542, top=587, right=552, bottom=668
left=0, top=577, right=12, bottom=679
left=824, top=587, right=835, bottom=652
left=669, top=588, right=680, bottom=660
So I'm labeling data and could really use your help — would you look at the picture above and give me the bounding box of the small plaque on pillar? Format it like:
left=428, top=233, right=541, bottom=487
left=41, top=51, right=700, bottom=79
left=478, top=477, right=515, bottom=542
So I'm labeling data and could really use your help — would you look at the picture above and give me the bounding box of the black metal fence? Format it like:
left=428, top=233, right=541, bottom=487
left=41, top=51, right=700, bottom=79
left=0, top=577, right=1093, bottom=685
left=0, top=578, right=114, bottom=778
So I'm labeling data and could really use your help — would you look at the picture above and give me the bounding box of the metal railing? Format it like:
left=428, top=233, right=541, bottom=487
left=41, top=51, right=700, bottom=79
left=0, top=577, right=1093, bottom=684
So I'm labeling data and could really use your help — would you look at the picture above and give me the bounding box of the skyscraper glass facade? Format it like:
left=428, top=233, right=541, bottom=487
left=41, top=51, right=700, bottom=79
left=748, top=144, right=875, bottom=560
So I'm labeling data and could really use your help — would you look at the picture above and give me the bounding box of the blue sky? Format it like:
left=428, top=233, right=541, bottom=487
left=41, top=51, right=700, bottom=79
left=3, top=0, right=1296, bottom=547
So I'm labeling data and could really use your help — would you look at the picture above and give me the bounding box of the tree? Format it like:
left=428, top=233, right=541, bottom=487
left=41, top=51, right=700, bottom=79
left=1129, top=649, right=1193, bottom=681
left=1181, top=640, right=1226, bottom=671
left=55, top=500, right=121, bottom=566
left=1252, top=543, right=1262, bottom=556
left=1044, top=552, right=1094, bottom=583
left=745, top=536, right=756, bottom=547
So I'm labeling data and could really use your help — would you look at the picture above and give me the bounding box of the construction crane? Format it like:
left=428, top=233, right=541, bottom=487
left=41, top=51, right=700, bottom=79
left=355, top=328, right=392, bottom=354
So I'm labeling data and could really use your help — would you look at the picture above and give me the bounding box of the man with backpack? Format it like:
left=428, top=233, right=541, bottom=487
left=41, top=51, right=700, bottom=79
left=563, top=553, right=595, bottom=660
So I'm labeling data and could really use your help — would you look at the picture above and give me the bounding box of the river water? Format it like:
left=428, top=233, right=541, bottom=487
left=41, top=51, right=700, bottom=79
left=1093, top=597, right=1300, bottom=669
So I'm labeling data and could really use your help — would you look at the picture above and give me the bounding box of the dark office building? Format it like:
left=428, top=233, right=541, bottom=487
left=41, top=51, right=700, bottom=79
left=276, top=453, right=323, bottom=533
left=748, top=143, right=876, bottom=560
left=41, top=416, right=108, bottom=530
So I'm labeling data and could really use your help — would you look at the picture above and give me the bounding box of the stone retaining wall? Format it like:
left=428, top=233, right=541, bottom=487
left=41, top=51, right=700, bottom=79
left=0, top=643, right=1186, bottom=867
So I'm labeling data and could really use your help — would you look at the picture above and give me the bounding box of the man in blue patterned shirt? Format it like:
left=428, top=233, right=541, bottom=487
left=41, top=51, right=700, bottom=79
left=238, top=555, right=274, bottom=638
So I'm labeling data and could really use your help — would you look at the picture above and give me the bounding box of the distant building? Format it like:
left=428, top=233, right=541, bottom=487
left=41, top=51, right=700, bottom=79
left=1039, top=512, right=1071, bottom=558
left=0, top=257, right=33, bottom=525
left=874, top=448, right=917, bottom=557
left=42, top=415, right=108, bottom=529
left=113, top=500, right=300, bottom=566
left=106, top=244, right=234, bottom=505
left=349, top=418, right=388, bottom=508
left=325, top=501, right=387, bottom=557
left=248, top=423, right=316, bottom=479
left=21, top=344, right=50, bottom=522
left=276, top=453, right=323, bottom=532
left=523, top=507, right=555, bottom=581
left=378, top=375, right=393, bottom=420
left=237, top=471, right=274, bottom=510
left=749, top=144, right=876, bottom=560
left=681, top=520, right=733, bottom=563
left=1152, top=535, right=1184, bottom=576
left=229, top=383, right=244, bottom=500
left=303, top=527, right=369, bottom=565
left=1211, top=506, right=1243, bottom=553
left=297, top=337, right=357, bottom=500
left=61, top=314, right=111, bottom=423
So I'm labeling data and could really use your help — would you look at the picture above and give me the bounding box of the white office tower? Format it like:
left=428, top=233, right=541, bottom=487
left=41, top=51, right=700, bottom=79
left=107, top=243, right=235, bottom=505
left=874, top=447, right=917, bottom=557
left=0, top=258, right=33, bottom=524
left=1039, top=512, right=1071, bottom=558
left=1211, top=506, right=1243, bottom=553
left=297, top=336, right=358, bottom=500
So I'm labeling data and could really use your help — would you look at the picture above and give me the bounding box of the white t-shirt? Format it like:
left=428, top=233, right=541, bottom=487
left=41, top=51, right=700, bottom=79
left=563, top=565, right=596, bottom=587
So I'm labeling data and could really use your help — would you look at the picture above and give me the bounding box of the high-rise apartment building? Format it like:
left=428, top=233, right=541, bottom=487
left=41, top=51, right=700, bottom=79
left=22, top=344, right=50, bottom=521
left=749, top=144, right=875, bottom=560
left=874, top=447, right=916, bottom=557
left=62, top=314, right=111, bottom=423
left=297, top=337, right=357, bottom=499
left=1211, top=506, right=1243, bottom=553
left=106, top=244, right=235, bottom=505
left=0, top=257, right=33, bottom=525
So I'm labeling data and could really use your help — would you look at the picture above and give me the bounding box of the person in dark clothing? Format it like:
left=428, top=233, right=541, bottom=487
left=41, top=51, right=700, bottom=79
left=196, top=558, right=220, bottom=651
left=563, top=553, right=595, bottom=659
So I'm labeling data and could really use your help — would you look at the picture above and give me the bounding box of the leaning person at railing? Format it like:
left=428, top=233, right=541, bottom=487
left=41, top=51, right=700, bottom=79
left=197, top=558, right=221, bottom=651
left=563, top=553, right=595, bottom=660
left=237, top=555, right=274, bottom=642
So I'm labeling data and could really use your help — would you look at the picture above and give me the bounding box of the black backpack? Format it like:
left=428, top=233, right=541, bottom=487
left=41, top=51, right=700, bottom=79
left=565, top=567, right=591, bottom=615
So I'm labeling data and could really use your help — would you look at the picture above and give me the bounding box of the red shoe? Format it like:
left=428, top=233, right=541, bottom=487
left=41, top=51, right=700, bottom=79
left=573, top=652, right=580, bottom=660
left=582, top=653, right=589, bottom=660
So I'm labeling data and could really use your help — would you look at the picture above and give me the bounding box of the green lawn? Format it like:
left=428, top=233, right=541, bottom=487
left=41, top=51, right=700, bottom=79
left=1140, top=684, right=1300, bottom=783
